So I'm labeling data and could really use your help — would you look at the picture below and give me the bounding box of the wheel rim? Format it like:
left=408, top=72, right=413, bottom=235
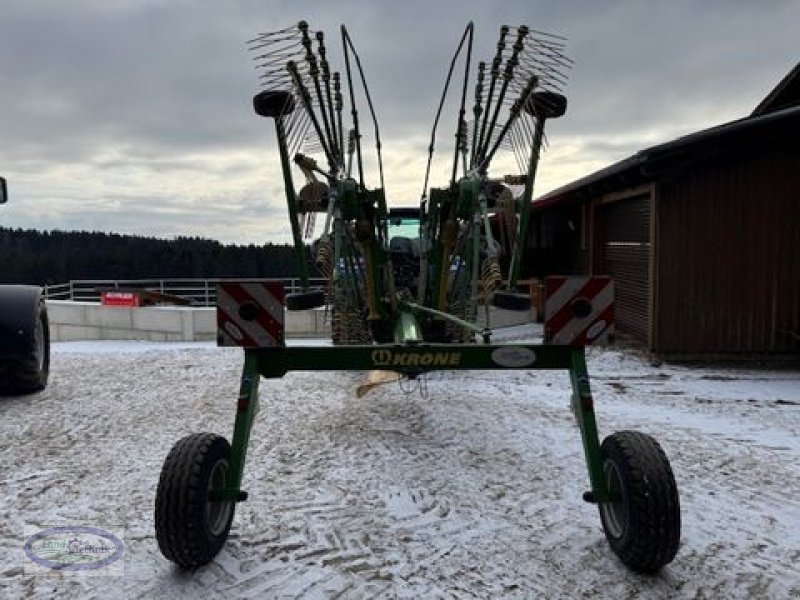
left=600, top=460, right=626, bottom=539
left=206, top=459, right=233, bottom=537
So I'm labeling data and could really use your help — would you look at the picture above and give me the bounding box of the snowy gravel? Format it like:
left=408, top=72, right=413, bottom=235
left=1, top=338, right=799, bottom=598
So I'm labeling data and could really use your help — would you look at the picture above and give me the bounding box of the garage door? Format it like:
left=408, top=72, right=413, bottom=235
left=599, top=194, right=651, bottom=343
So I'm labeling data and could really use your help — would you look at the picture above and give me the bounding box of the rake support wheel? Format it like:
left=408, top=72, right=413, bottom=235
left=155, top=433, right=236, bottom=568
left=598, top=431, right=681, bottom=573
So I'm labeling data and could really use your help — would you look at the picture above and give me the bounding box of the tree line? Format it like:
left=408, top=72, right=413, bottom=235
left=0, top=227, right=310, bottom=284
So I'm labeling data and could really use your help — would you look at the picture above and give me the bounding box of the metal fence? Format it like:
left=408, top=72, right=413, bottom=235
left=43, top=278, right=328, bottom=306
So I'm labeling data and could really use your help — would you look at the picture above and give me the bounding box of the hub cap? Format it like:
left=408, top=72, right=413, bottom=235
left=600, top=460, right=626, bottom=539
left=206, top=459, right=233, bottom=536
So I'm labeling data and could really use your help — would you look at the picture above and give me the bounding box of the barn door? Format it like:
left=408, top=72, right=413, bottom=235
left=597, top=193, right=651, bottom=344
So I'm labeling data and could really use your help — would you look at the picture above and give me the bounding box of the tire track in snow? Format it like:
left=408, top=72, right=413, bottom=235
left=1, top=344, right=798, bottom=598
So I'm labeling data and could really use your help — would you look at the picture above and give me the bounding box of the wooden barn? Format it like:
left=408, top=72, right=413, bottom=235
left=526, top=63, right=800, bottom=360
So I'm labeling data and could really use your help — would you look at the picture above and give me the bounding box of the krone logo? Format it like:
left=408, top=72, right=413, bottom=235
left=371, top=349, right=462, bottom=368
left=371, top=349, right=393, bottom=366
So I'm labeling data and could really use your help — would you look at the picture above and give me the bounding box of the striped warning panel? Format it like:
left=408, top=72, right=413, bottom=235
left=217, top=281, right=285, bottom=347
left=544, top=276, right=614, bottom=346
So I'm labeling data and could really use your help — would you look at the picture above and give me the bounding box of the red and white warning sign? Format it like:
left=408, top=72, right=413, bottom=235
left=217, top=281, right=285, bottom=347
left=544, top=276, right=614, bottom=346
left=101, top=291, right=139, bottom=307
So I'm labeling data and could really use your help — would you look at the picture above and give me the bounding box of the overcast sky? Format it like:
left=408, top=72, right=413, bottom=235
left=1, top=0, right=797, bottom=244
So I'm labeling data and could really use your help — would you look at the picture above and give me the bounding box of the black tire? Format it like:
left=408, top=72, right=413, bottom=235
left=598, top=431, right=681, bottom=573
left=524, top=90, right=568, bottom=119
left=155, top=433, right=236, bottom=567
left=286, top=289, right=326, bottom=311
left=0, top=300, right=50, bottom=395
left=492, top=291, right=531, bottom=311
left=253, top=89, right=295, bottom=118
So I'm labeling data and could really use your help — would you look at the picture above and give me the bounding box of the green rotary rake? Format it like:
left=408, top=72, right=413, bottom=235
left=154, top=21, right=681, bottom=575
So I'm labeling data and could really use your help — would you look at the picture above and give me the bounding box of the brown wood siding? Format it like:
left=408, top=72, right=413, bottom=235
left=525, top=205, right=586, bottom=278
left=655, top=149, right=800, bottom=357
left=597, top=194, right=651, bottom=344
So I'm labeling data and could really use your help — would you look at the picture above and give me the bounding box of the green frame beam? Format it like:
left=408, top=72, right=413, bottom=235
left=224, top=343, right=610, bottom=505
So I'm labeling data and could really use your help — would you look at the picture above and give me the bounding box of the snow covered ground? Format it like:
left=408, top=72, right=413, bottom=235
left=1, top=335, right=799, bottom=598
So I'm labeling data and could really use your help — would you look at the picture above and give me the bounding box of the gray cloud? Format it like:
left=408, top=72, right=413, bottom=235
left=1, top=0, right=797, bottom=244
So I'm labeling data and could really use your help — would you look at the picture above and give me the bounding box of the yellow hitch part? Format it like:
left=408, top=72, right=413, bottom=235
left=356, top=370, right=402, bottom=398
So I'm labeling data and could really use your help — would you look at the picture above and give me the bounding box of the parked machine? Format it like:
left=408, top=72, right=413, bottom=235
left=0, top=176, right=50, bottom=395
left=154, top=22, right=681, bottom=574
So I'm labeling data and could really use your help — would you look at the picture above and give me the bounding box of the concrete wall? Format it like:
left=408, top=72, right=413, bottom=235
left=46, top=301, right=331, bottom=342
left=46, top=300, right=533, bottom=342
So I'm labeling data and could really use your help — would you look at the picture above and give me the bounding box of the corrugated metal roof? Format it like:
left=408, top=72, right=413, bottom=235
left=534, top=104, right=800, bottom=210
left=752, top=61, right=800, bottom=116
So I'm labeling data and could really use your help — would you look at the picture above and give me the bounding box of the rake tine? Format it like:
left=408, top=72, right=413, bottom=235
left=476, top=26, right=530, bottom=172
left=475, top=25, right=509, bottom=169
left=469, top=61, right=486, bottom=169
left=298, top=22, right=337, bottom=171
left=287, top=60, right=336, bottom=168
left=288, top=112, right=313, bottom=157
left=508, top=121, right=528, bottom=174
left=251, top=42, right=301, bottom=62
left=333, top=72, right=345, bottom=169
left=246, top=25, right=298, bottom=46
left=477, top=72, right=536, bottom=172
left=317, top=31, right=341, bottom=167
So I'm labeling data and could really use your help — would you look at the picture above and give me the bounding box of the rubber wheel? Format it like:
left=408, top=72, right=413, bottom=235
left=155, top=433, right=236, bottom=567
left=253, top=89, right=295, bottom=118
left=492, top=291, right=531, bottom=311
left=286, top=289, right=326, bottom=311
left=0, top=300, right=50, bottom=395
left=598, top=431, right=681, bottom=573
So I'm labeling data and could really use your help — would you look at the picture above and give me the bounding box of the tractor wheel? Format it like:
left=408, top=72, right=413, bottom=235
left=598, top=431, right=681, bottom=573
left=0, top=298, right=50, bottom=395
left=155, top=433, right=236, bottom=567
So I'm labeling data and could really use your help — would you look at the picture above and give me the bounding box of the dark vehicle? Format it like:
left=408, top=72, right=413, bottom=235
left=0, top=176, right=50, bottom=395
